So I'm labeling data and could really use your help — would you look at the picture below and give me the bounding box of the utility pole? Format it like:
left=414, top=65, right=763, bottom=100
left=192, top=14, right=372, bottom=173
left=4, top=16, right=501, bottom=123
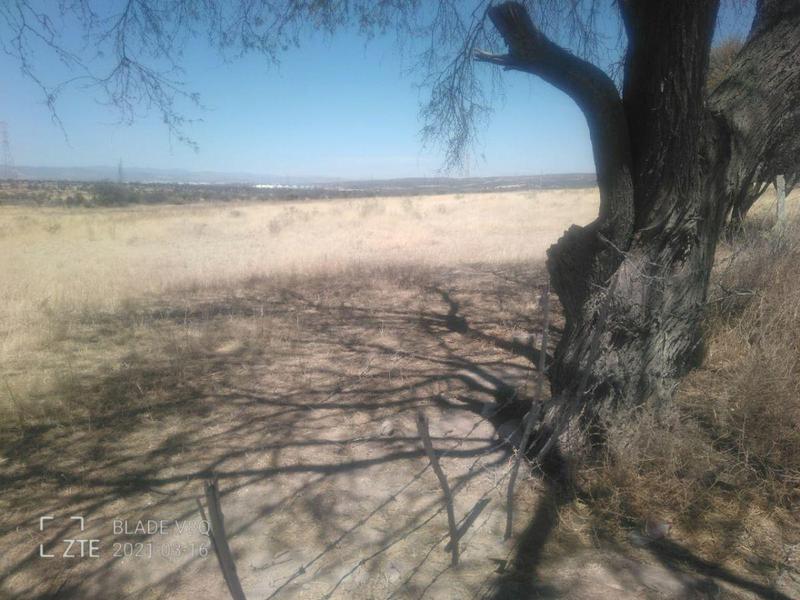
left=1, top=122, right=15, bottom=180
left=117, top=159, right=124, bottom=184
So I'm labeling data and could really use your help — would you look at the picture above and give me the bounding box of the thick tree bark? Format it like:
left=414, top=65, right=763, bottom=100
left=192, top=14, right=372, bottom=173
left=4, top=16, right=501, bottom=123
left=478, top=0, right=800, bottom=452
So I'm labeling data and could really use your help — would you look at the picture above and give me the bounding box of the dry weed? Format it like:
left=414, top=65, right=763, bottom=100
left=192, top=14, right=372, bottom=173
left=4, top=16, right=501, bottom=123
left=571, top=211, right=800, bottom=570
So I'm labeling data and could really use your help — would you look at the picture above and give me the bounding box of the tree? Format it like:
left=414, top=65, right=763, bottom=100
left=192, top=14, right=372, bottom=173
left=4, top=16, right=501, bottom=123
left=4, top=1, right=800, bottom=456
left=709, top=36, right=799, bottom=233
left=497, top=0, right=800, bottom=449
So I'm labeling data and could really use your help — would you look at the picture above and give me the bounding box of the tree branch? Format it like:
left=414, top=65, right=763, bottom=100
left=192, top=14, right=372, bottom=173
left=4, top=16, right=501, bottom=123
left=477, top=1, right=634, bottom=249
left=484, top=2, right=619, bottom=129
left=710, top=0, right=800, bottom=198
left=472, top=49, right=514, bottom=68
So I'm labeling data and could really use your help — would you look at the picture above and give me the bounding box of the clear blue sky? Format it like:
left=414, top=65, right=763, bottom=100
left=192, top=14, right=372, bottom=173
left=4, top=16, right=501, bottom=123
left=0, top=3, right=753, bottom=180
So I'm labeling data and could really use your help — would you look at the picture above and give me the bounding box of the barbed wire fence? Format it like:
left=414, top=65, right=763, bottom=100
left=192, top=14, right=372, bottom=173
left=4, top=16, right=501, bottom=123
left=199, top=274, right=628, bottom=600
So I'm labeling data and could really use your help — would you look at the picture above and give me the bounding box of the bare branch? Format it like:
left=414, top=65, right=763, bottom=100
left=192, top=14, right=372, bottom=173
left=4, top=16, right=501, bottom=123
left=472, top=49, right=513, bottom=67
left=479, top=1, right=634, bottom=248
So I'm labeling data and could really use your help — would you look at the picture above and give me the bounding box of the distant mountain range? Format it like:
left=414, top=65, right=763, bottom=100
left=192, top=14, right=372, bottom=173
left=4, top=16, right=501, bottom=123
left=333, top=173, right=596, bottom=194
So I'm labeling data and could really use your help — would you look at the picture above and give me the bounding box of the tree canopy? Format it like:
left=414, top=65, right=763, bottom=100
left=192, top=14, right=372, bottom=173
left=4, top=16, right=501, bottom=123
left=4, top=1, right=628, bottom=164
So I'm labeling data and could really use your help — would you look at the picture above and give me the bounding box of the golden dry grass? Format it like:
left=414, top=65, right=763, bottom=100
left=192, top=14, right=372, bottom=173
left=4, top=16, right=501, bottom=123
left=2, top=186, right=798, bottom=599
left=0, top=189, right=598, bottom=421
left=0, top=188, right=584, bottom=599
left=0, top=189, right=597, bottom=309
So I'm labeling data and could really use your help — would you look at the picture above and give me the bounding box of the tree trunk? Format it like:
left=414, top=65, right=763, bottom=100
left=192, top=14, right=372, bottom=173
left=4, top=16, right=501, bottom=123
left=481, top=1, right=800, bottom=453
left=547, top=1, right=725, bottom=427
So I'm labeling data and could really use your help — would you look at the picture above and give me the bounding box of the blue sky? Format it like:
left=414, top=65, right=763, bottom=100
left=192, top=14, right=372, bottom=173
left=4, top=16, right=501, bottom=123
left=0, top=3, right=753, bottom=179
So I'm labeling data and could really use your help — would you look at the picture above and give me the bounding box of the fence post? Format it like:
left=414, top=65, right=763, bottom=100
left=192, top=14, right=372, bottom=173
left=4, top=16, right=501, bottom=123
left=416, top=410, right=459, bottom=566
left=199, top=478, right=247, bottom=600
left=505, top=283, right=550, bottom=539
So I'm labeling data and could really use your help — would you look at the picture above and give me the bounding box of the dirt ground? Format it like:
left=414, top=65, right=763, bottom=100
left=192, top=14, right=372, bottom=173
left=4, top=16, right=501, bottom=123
left=0, top=262, right=550, bottom=598
left=1, top=189, right=797, bottom=599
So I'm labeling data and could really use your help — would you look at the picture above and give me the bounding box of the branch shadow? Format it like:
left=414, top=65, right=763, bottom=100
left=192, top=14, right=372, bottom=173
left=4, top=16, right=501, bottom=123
left=0, top=260, right=553, bottom=599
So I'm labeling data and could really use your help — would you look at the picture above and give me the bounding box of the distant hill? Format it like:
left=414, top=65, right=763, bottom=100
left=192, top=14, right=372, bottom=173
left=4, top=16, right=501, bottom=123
left=8, top=165, right=596, bottom=193
left=1, top=170, right=598, bottom=207
left=333, top=173, right=596, bottom=195
left=10, top=165, right=339, bottom=186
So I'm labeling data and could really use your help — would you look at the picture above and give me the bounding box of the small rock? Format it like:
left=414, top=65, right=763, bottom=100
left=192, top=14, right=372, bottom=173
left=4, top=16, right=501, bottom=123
left=629, top=519, right=672, bottom=546
left=512, top=332, right=535, bottom=346
left=628, top=531, right=650, bottom=547
left=379, top=419, right=395, bottom=437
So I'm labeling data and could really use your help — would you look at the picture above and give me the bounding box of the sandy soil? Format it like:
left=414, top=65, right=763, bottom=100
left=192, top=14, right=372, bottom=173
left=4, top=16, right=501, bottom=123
left=0, top=264, right=551, bottom=599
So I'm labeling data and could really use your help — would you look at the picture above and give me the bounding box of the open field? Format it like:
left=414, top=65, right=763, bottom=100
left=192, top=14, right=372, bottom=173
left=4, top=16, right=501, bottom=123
left=1, top=188, right=798, bottom=599
left=0, top=190, right=597, bottom=360
left=0, top=189, right=595, bottom=599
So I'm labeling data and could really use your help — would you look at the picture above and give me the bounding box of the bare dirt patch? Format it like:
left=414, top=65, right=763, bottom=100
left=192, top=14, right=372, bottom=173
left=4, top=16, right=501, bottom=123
left=0, top=262, right=552, bottom=599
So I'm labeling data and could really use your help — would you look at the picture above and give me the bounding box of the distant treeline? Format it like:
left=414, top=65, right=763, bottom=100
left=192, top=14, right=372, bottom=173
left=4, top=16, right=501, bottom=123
left=0, top=174, right=597, bottom=207
left=0, top=181, right=325, bottom=207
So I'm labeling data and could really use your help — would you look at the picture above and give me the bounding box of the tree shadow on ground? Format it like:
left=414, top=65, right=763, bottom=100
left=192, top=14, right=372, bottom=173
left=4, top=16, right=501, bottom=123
left=482, top=480, right=568, bottom=600
left=1, top=259, right=792, bottom=599
left=0, top=261, right=553, bottom=599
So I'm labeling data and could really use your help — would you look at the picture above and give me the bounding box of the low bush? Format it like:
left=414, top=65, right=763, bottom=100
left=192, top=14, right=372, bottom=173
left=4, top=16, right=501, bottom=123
left=90, top=181, right=138, bottom=205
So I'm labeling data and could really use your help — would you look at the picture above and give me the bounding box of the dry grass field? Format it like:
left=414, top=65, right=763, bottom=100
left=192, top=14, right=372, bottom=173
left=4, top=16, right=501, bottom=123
left=0, top=190, right=597, bottom=425
left=0, top=190, right=594, bottom=357
left=0, top=187, right=798, bottom=599
left=0, top=189, right=598, bottom=599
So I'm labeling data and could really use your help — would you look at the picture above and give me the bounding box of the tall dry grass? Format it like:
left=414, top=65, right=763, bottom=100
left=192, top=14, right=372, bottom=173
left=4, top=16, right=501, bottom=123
left=688, top=214, right=800, bottom=506
left=0, top=189, right=598, bottom=427
left=0, top=190, right=597, bottom=333
left=573, top=207, right=800, bottom=571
